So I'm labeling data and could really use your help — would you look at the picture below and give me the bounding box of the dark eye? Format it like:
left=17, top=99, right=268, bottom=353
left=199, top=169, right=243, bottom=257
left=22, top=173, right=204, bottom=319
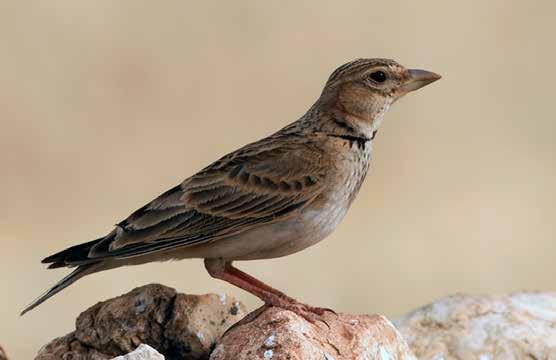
left=370, top=71, right=387, bottom=83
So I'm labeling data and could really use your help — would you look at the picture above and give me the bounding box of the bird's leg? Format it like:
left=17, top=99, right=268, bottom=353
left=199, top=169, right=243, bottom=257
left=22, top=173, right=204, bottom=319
left=204, top=258, right=296, bottom=305
left=204, top=259, right=333, bottom=324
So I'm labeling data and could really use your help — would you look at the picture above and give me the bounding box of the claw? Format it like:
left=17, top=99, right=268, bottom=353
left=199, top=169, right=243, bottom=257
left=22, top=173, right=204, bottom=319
left=306, top=305, right=337, bottom=316
left=223, top=299, right=337, bottom=336
left=277, top=302, right=335, bottom=329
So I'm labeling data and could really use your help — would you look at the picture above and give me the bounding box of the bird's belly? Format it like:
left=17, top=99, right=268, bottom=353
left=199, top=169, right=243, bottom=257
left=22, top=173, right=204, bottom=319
left=244, top=203, right=349, bottom=260
left=169, top=147, right=370, bottom=262
left=180, top=198, right=349, bottom=261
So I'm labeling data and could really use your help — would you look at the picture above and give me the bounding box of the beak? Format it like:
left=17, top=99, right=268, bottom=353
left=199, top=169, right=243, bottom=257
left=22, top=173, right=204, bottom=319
left=400, top=69, right=441, bottom=93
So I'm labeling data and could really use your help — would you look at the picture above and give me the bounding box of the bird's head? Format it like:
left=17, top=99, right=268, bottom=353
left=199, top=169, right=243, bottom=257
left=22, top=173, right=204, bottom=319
left=320, top=58, right=441, bottom=126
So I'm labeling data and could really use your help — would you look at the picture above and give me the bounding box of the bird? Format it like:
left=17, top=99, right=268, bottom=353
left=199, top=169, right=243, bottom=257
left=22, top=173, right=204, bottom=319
left=22, top=58, right=440, bottom=319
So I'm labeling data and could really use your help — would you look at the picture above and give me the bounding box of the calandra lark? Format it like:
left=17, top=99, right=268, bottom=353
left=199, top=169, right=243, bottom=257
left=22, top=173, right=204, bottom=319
left=23, top=58, right=440, bottom=318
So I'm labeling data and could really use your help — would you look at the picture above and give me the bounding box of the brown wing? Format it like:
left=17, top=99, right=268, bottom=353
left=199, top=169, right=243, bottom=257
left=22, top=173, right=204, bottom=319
left=86, top=135, right=328, bottom=260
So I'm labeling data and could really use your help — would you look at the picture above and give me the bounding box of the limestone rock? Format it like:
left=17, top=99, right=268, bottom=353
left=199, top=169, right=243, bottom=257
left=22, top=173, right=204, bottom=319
left=395, top=292, right=556, bottom=360
left=112, top=344, right=164, bottom=360
left=210, top=306, right=417, bottom=360
left=36, top=284, right=246, bottom=360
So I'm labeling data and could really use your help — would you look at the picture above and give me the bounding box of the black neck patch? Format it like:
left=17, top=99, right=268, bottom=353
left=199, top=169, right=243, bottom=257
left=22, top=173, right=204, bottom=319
left=327, top=133, right=371, bottom=150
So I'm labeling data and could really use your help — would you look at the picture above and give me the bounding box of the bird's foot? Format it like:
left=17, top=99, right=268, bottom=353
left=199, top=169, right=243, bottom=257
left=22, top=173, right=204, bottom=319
left=224, top=301, right=335, bottom=336
left=282, top=303, right=333, bottom=326
left=268, top=297, right=336, bottom=327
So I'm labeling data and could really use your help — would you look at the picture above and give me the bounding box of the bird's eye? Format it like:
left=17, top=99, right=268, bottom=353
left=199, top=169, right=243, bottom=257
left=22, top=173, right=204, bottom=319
left=370, top=71, right=387, bottom=83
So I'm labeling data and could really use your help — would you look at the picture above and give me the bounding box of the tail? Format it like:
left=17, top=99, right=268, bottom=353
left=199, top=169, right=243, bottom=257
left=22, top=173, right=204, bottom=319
left=21, top=262, right=101, bottom=316
left=41, top=237, right=105, bottom=268
left=21, top=237, right=106, bottom=316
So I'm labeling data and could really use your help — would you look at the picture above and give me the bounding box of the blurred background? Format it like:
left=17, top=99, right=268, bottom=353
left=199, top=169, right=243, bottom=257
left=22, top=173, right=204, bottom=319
left=1, top=1, right=555, bottom=358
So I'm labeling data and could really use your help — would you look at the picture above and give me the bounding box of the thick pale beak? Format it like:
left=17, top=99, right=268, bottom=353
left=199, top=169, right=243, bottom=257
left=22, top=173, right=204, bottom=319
left=400, top=69, right=441, bottom=93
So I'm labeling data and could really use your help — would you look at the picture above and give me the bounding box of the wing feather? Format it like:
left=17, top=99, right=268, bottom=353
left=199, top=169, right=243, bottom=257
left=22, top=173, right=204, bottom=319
left=84, top=135, right=328, bottom=261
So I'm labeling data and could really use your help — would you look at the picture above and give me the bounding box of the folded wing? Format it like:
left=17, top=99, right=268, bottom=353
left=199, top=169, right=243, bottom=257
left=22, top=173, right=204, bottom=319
left=80, top=136, right=328, bottom=262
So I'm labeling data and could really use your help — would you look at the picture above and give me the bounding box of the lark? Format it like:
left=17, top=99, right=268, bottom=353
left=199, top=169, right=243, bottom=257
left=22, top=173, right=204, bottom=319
left=23, top=58, right=440, bottom=319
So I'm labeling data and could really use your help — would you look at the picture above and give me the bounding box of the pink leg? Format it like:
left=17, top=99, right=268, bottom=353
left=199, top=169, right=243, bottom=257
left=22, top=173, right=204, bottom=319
left=204, top=259, right=332, bottom=323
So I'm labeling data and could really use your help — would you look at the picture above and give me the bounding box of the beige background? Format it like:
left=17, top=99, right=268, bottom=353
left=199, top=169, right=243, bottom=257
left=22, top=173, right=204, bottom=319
left=1, top=1, right=555, bottom=358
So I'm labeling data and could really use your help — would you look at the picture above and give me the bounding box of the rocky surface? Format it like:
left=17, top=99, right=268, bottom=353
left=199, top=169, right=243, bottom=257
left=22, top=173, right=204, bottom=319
left=112, top=344, right=164, bottom=360
left=210, top=306, right=417, bottom=360
left=38, top=285, right=556, bottom=359
left=395, top=292, right=556, bottom=360
left=0, top=345, right=8, bottom=360
left=35, top=284, right=246, bottom=360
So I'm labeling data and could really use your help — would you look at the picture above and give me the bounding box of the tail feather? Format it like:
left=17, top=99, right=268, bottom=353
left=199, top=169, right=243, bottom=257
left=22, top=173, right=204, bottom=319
left=21, top=262, right=101, bottom=316
left=41, top=238, right=103, bottom=265
left=24, top=237, right=108, bottom=315
left=47, top=261, right=70, bottom=269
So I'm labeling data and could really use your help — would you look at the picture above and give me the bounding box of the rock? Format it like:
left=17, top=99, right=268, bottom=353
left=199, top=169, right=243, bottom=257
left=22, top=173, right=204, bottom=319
left=0, top=345, right=8, bottom=360
left=395, top=292, right=556, bottom=360
left=36, top=284, right=246, bottom=360
left=112, top=344, right=164, bottom=360
left=210, top=306, right=417, bottom=360
left=164, top=292, right=244, bottom=358
left=36, top=333, right=111, bottom=359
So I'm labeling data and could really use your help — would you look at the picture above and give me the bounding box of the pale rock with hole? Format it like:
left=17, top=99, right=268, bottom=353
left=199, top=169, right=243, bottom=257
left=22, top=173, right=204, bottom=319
left=395, top=292, right=556, bottom=360
left=209, top=306, right=417, bottom=360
